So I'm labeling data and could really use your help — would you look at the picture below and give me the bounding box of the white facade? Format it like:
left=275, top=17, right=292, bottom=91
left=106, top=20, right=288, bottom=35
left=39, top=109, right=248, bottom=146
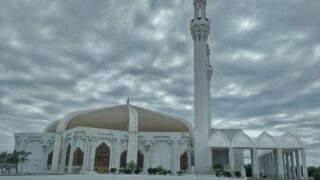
left=15, top=105, right=192, bottom=174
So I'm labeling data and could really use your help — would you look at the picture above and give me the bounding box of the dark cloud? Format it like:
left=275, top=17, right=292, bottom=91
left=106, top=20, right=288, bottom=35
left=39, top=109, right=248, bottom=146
left=0, top=0, right=319, bottom=166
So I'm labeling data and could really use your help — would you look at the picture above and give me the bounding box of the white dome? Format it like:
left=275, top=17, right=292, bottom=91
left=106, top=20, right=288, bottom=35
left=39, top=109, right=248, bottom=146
left=44, top=104, right=193, bottom=134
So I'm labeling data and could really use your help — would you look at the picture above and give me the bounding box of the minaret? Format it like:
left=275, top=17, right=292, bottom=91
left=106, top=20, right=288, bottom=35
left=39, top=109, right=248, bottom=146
left=190, top=0, right=213, bottom=174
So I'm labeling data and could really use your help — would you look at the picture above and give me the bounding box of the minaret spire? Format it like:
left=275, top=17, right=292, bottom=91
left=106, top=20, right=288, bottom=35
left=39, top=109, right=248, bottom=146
left=190, top=0, right=212, bottom=174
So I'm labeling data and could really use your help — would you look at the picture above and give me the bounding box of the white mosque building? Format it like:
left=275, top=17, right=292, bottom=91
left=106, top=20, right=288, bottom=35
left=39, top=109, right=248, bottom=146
left=14, top=0, right=308, bottom=179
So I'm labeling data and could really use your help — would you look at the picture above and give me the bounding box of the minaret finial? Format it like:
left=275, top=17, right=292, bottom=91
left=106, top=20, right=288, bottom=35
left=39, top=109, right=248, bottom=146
left=127, top=96, right=130, bottom=105
left=193, top=0, right=207, bottom=19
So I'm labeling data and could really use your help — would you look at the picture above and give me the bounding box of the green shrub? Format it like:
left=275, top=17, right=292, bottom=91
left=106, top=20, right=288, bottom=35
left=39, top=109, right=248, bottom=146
left=166, top=170, right=172, bottom=175
left=177, top=170, right=183, bottom=176
left=134, top=168, right=141, bottom=174
left=110, top=168, right=117, bottom=174
left=213, top=163, right=224, bottom=177
left=235, top=170, right=241, bottom=177
left=147, top=167, right=154, bottom=175
left=223, top=170, right=232, bottom=177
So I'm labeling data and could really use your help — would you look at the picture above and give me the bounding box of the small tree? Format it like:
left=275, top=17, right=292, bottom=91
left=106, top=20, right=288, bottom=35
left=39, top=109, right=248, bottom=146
left=0, top=152, right=9, bottom=174
left=7, top=150, right=32, bottom=173
left=124, top=161, right=137, bottom=174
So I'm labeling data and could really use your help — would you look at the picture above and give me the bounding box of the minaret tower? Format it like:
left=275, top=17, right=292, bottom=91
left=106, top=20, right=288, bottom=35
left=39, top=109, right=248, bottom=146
left=190, top=0, right=213, bottom=174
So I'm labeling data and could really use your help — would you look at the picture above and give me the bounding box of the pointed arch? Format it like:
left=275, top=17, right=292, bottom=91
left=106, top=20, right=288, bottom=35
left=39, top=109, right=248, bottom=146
left=180, top=151, right=188, bottom=170
left=208, top=131, right=231, bottom=147
left=120, top=151, right=127, bottom=168
left=137, top=151, right=144, bottom=169
left=72, top=147, right=84, bottom=174
left=94, top=143, right=110, bottom=173
left=65, top=144, right=71, bottom=166
left=280, top=132, right=303, bottom=148
left=255, top=132, right=277, bottom=148
left=73, top=147, right=84, bottom=166
left=231, top=131, right=254, bottom=148
left=47, top=151, right=53, bottom=169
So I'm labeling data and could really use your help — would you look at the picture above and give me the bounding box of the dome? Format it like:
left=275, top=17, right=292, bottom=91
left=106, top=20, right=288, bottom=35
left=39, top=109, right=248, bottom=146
left=44, top=104, right=193, bottom=134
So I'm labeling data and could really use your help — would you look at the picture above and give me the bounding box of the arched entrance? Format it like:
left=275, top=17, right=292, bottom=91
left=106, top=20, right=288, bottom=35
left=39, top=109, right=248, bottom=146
left=47, top=151, right=53, bottom=170
left=137, top=151, right=144, bottom=169
left=73, top=147, right=84, bottom=174
left=94, top=143, right=110, bottom=173
left=180, top=152, right=188, bottom=171
left=120, top=151, right=127, bottom=169
left=65, top=144, right=71, bottom=172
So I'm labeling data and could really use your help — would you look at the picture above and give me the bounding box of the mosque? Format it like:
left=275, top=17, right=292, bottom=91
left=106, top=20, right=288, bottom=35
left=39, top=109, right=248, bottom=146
left=14, top=0, right=308, bottom=179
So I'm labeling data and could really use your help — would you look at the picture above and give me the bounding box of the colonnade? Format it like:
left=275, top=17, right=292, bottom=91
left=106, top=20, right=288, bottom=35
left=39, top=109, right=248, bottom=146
left=258, top=149, right=308, bottom=179
left=227, top=147, right=308, bottom=179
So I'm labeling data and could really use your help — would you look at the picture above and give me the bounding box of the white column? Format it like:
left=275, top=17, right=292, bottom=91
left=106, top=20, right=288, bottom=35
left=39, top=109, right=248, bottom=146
left=252, top=148, right=260, bottom=178
left=286, top=153, right=290, bottom=179
left=295, top=149, right=301, bottom=178
left=127, top=105, right=138, bottom=164
left=228, top=147, right=235, bottom=173
left=59, top=140, right=67, bottom=174
left=81, top=138, right=88, bottom=172
left=290, top=151, right=296, bottom=179
left=51, top=133, right=62, bottom=173
left=190, top=0, right=212, bottom=174
left=276, top=148, right=285, bottom=179
left=88, top=142, right=96, bottom=171
left=115, top=138, right=121, bottom=169
left=301, top=149, right=308, bottom=179
left=173, top=140, right=178, bottom=173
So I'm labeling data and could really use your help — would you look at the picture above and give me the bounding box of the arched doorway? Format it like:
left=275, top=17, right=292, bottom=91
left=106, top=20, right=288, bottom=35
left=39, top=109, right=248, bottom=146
left=137, top=151, right=144, bottom=169
left=65, top=144, right=71, bottom=172
left=120, top=151, right=127, bottom=169
left=47, top=151, right=53, bottom=170
left=94, top=143, right=110, bottom=173
left=180, top=152, right=188, bottom=171
left=73, top=147, right=84, bottom=174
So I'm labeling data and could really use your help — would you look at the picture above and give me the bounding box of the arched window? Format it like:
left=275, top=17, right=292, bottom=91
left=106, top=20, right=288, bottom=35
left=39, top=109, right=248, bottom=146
left=94, top=143, right=110, bottom=173
left=137, top=151, right=144, bottom=169
left=65, top=144, right=71, bottom=166
left=180, top=152, right=188, bottom=170
left=120, top=151, right=127, bottom=169
left=73, top=147, right=84, bottom=174
left=47, top=151, right=53, bottom=170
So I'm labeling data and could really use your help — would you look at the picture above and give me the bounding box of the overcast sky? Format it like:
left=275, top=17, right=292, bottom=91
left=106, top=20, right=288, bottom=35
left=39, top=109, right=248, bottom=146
left=0, top=0, right=319, bottom=166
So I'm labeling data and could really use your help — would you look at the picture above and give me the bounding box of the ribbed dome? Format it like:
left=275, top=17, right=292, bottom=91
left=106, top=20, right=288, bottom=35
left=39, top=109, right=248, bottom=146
left=44, top=105, right=193, bottom=133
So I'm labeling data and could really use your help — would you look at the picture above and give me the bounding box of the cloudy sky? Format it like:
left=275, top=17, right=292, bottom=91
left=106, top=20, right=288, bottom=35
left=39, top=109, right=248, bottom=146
left=0, top=0, right=319, bottom=166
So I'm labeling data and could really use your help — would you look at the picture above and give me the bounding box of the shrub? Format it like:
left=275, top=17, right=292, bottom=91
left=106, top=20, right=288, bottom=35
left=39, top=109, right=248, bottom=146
left=134, top=168, right=141, bottom=174
left=123, top=168, right=132, bottom=174
left=123, top=161, right=137, bottom=174
left=147, top=167, right=154, bottom=175
left=166, top=170, right=172, bottom=175
left=235, top=170, right=241, bottom=177
left=213, top=163, right=224, bottom=177
left=177, top=170, right=183, bottom=176
left=223, top=170, right=232, bottom=177
left=155, top=165, right=164, bottom=175
left=110, top=168, right=117, bottom=174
